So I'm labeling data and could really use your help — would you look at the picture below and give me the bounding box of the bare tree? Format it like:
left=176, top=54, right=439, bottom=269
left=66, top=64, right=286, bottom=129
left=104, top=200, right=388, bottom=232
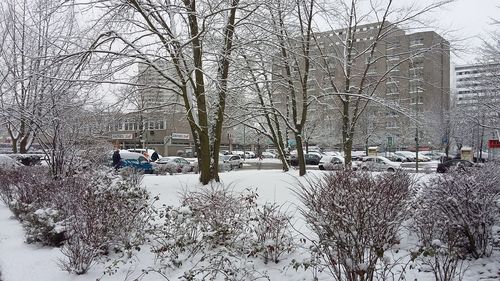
left=311, top=0, right=453, bottom=165
left=0, top=0, right=60, bottom=153
left=74, top=0, right=256, bottom=184
left=0, top=0, right=107, bottom=177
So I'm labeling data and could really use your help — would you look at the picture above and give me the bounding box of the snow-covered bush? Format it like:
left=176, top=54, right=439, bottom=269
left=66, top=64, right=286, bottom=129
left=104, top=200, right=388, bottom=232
left=0, top=165, right=153, bottom=275
left=249, top=203, right=295, bottom=264
left=412, top=163, right=500, bottom=260
left=296, top=170, right=414, bottom=281
left=150, top=184, right=293, bottom=279
left=60, top=169, right=153, bottom=274
left=410, top=239, right=467, bottom=281
left=24, top=208, right=67, bottom=247
left=0, top=166, right=53, bottom=219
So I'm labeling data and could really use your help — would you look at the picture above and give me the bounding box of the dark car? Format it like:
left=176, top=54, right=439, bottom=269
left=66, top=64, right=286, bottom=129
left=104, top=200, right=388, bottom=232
left=436, top=159, right=474, bottom=173
left=290, top=153, right=321, bottom=166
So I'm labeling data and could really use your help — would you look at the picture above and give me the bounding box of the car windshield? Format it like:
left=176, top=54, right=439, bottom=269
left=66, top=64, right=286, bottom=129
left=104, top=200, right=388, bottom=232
left=222, top=155, right=231, bottom=161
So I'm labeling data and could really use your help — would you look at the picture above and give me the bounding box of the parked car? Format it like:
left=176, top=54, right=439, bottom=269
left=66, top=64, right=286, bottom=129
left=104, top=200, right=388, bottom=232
left=119, top=152, right=154, bottom=174
left=154, top=156, right=195, bottom=173
left=386, top=152, right=407, bottom=162
left=290, top=153, right=321, bottom=166
left=244, top=151, right=256, bottom=159
left=319, top=156, right=344, bottom=170
left=221, top=155, right=243, bottom=169
left=231, top=151, right=245, bottom=157
left=421, top=151, right=446, bottom=161
left=261, top=151, right=276, bottom=158
left=359, top=156, right=400, bottom=172
left=395, top=151, right=431, bottom=162
left=436, top=159, right=474, bottom=173
left=0, top=155, right=21, bottom=168
left=127, top=149, right=162, bottom=161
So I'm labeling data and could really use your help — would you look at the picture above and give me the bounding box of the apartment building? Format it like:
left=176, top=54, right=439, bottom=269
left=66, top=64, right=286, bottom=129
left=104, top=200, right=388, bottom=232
left=454, top=63, right=500, bottom=151
left=136, top=62, right=181, bottom=113
left=455, top=63, right=500, bottom=110
left=274, top=22, right=450, bottom=150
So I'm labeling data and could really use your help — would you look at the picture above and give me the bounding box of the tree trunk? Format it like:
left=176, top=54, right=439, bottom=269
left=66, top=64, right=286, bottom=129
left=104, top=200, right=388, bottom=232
left=198, top=132, right=212, bottom=185
left=210, top=0, right=239, bottom=183
left=19, top=135, right=29, bottom=154
left=295, top=133, right=306, bottom=176
left=342, top=100, right=353, bottom=166
left=7, top=128, right=18, bottom=153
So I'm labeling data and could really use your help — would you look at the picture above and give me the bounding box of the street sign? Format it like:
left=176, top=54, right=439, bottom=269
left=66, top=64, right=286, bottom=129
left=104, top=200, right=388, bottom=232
left=488, top=139, right=500, bottom=149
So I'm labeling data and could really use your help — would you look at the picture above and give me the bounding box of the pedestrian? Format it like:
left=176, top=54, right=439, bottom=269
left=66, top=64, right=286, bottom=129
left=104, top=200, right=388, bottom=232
left=151, top=150, right=159, bottom=162
left=112, top=149, right=121, bottom=170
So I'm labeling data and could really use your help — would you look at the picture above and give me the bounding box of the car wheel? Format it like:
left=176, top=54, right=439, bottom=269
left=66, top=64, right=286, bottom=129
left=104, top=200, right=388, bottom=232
left=387, top=167, right=395, bottom=172
left=319, top=165, right=325, bottom=170
left=362, top=166, right=368, bottom=171
left=238, top=163, right=243, bottom=169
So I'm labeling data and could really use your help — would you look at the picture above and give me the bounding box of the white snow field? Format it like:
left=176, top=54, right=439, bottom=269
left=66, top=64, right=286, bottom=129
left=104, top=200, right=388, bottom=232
left=1, top=170, right=499, bottom=281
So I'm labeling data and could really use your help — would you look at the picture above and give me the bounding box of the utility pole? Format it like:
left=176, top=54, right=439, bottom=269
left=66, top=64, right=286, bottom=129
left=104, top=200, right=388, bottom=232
left=243, top=125, right=246, bottom=159
left=415, top=86, right=422, bottom=173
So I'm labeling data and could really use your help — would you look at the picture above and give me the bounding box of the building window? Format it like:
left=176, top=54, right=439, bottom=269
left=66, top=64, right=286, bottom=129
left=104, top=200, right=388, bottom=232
left=410, top=96, right=424, bottom=105
left=409, top=81, right=422, bottom=93
left=147, top=120, right=165, bottom=130
left=386, top=121, right=398, bottom=129
left=410, top=38, right=424, bottom=47
left=386, top=83, right=399, bottom=95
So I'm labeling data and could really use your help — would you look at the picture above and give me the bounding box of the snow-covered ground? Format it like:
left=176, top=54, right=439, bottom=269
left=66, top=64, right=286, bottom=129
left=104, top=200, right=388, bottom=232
left=0, top=170, right=499, bottom=280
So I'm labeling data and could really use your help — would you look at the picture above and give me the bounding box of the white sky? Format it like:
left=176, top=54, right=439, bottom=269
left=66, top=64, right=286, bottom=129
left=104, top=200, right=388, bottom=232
left=426, top=0, right=499, bottom=65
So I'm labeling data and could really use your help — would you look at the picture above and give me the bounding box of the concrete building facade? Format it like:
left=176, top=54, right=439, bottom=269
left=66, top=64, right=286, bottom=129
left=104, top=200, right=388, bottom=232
left=453, top=63, right=500, bottom=153
left=274, top=22, right=450, bottom=151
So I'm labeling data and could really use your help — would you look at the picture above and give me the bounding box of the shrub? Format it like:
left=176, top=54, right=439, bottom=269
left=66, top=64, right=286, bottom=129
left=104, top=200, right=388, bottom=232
left=249, top=203, right=294, bottom=264
left=0, top=166, right=54, bottom=219
left=412, top=163, right=500, bottom=260
left=0, top=165, right=153, bottom=275
left=24, top=207, right=67, bottom=247
left=296, top=170, right=414, bottom=281
left=150, top=184, right=293, bottom=279
left=59, top=169, right=153, bottom=274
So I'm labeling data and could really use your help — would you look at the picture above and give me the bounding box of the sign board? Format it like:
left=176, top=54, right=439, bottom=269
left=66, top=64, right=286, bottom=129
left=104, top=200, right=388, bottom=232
left=172, top=133, right=190, bottom=140
left=461, top=147, right=473, bottom=161
left=368, top=146, right=378, bottom=156
left=112, top=133, right=133, bottom=140
left=488, top=139, right=500, bottom=149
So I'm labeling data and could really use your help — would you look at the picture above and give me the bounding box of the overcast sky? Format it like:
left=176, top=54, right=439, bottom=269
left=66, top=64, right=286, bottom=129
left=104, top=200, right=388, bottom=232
left=433, top=0, right=499, bottom=65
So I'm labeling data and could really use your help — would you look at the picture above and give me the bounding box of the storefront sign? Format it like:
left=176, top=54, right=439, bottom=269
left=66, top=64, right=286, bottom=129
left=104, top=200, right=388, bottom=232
left=112, top=133, right=133, bottom=140
left=488, top=139, right=500, bottom=149
left=172, top=133, right=190, bottom=140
